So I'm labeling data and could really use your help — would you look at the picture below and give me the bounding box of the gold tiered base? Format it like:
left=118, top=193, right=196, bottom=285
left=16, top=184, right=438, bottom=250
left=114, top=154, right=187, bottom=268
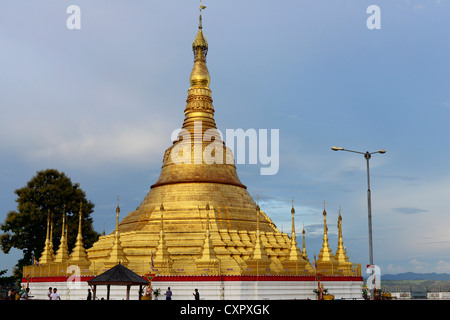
left=87, top=182, right=310, bottom=276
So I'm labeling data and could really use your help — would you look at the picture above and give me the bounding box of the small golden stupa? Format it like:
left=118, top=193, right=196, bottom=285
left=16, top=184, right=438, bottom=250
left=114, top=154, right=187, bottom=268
left=28, top=6, right=360, bottom=280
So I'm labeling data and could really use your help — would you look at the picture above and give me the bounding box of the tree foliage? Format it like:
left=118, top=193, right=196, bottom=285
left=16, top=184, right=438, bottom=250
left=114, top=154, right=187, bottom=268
left=0, top=169, right=100, bottom=277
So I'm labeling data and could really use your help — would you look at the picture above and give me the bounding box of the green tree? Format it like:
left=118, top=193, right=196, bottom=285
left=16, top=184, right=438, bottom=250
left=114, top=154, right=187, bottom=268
left=0, top=269, right=16, bottom=288
left=0, top=169, right=100, bottom=279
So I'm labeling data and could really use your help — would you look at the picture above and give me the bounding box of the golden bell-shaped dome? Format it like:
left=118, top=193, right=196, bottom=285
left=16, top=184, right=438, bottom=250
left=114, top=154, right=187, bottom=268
left=190, top=57, right=210, bottom=87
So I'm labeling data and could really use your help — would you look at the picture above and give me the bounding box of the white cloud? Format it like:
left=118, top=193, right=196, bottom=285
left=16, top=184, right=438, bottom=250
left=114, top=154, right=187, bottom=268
left=0, top=115, right=171, bottom=169
left=436, top=260, right=450, bottom=273
left=383, top=263, right=406, bottom=275
left=409, top=258, right=429, bottom=272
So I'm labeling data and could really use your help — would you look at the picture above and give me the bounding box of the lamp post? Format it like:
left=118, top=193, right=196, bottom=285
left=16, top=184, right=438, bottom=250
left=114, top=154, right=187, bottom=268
left=331, top=146, right=386, bottom=299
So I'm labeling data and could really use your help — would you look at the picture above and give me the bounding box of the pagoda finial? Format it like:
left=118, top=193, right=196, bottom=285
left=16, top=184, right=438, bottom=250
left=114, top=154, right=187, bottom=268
left=301, top=223, right=308, bottom=259
left=77, top=201, right=83, bottom=237
left=199, top=0, right=206, bottom=29
left=289, top=200, right=299, bottom=260
left=191, top=0, right=208, bottom=64
left=256, top=201, right=260, bottom=231
left=46, top=210, right=51, bottom=241
left=49, top=214, right=54, bottom=253
left=291, top=199, right=296, bottom=239
left=116, top=196, right=120, bottom=232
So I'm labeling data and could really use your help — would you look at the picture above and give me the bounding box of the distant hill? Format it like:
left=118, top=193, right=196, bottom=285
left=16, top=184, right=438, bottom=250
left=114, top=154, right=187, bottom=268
left=381, top=272, right=450, bottom=281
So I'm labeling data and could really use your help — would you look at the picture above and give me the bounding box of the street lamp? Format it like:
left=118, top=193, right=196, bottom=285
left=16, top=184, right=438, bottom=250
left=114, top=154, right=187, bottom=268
left=331, top=146, right=386, bottom=299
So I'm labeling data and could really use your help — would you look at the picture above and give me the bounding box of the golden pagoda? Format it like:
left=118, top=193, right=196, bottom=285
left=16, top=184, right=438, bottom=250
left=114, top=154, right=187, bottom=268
left=85, top=8, right=302, bottom=276
left=27, top=6, right=362, bottom=283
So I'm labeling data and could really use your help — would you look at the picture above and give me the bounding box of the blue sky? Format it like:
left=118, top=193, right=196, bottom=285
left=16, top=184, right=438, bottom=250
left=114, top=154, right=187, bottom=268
left=1, top=0, right=449, bottom=277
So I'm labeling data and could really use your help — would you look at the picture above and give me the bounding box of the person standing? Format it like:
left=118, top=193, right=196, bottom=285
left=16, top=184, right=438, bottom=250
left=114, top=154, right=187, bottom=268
left=50, top=288, right=61, bottom=300
left=193, top=288, right=199, bottom=300
left=87, top=288, right=92, bottom=300
left=47, top=287, right=53, bottom=300
left=165, top=287, right=172, bottom=300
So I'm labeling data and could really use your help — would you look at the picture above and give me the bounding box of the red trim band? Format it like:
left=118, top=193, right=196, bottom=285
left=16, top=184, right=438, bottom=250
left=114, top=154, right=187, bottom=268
left=22, top=276, right=94, bottom=283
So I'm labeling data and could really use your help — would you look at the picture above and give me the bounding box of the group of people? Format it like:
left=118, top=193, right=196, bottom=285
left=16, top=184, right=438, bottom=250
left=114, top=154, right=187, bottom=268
left=7, top=287, right=35, bottom=300
left=46, top=287, right=61, bottom=300
left=7, top=287, right=33, bottom=300
left=7, top=286, right=61, bottom=300
left=9, top=285, right=199, bottom=300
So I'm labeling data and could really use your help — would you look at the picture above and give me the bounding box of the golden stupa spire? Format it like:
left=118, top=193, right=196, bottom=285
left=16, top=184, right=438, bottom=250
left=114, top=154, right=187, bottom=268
left=282, top=200, right=313, bottom=274
left=322, top=201, right=329, bottom=243
left=54, top=205, right=70, bottom=263
left=256, top=195, right=260, bottom=231
left=335, top=207, right=352, bottom=274
left=183, top=0, right=215, bottom=134
left=69, top=202, right=90, bottom=265
left=49, top=214, right=54, bottom=256
left=77, top=202, right=83, bottom=240
left=151, top=0, right=245, bottom=189
left=39, top=209, right=54, bottom=264
left=108, top=197, right=128, bottom=266
left=153, top=203, right=172, bottom=273
left=288, top=199, right=300, bottom=259
left=248, top=202, right=272, bottom=274
left=290, top=199, right=295, bottom=238
left=115, top=197, right=120, bottom=234
left=196, top=204, right=219, bottom=273
left=301, top=223, right=309, bottom=261
left=316, top=202, right=337, bottom=274
left=300, top=223, right=314, bottom=272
